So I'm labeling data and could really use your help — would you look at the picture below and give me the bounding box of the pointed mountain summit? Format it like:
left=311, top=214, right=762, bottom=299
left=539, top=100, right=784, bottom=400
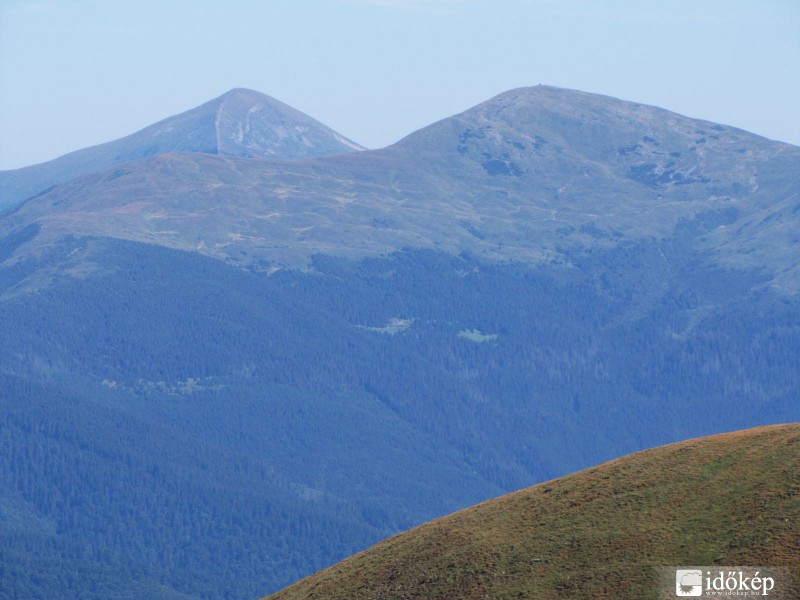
left=0, top=89, right=364, bottom=210
left=211, top=88, right=365, bottom=158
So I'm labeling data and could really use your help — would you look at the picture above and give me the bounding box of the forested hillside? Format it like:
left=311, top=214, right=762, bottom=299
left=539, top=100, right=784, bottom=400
left=2, top=235, right=798, bottom=597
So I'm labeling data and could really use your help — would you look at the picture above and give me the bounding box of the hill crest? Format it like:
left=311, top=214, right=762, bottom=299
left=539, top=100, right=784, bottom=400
left=268, top=424, right=800, bottom=600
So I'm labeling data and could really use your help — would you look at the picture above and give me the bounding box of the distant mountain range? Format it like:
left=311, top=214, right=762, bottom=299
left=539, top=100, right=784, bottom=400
left=3, top=86, right=799, bottom=287
left=1, top=86, right=798, bottom=599
left=269, top=424, right=800, bottom=600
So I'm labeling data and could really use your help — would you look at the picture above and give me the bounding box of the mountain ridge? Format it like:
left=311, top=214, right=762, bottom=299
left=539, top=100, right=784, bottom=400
left=2, top=85, right=799, bottom=292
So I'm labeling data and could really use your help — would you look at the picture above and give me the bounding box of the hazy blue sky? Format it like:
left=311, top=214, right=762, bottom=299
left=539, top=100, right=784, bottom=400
left=1, top=0, right=798, bottom=169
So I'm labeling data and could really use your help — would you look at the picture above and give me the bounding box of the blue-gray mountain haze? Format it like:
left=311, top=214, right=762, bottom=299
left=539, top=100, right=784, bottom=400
left=0, top=86, right=798, bottom=599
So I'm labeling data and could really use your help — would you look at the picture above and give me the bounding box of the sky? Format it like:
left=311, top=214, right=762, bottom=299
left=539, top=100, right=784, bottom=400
left=0, top=0, right=798, bottom=170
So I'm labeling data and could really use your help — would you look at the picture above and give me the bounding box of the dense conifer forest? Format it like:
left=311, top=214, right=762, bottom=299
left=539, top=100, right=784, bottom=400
left=2, top=236, right=797, bottom=598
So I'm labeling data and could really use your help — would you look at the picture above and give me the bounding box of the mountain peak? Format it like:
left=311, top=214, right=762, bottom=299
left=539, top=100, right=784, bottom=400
left=391, top=83, right=790, bottom=187
left=215, top=87, right=283, bottom=104
left=220, top=87, right=265, bottom=99
left=124, top=87, right=365, bottom=160
left=0, top=88, right=364, bottom=210
left=207, top=88, right=365, bottom=158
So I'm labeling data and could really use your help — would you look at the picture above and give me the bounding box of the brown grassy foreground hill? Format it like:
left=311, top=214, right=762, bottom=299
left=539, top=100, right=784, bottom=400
left=267, top=424, right=799, bottom=599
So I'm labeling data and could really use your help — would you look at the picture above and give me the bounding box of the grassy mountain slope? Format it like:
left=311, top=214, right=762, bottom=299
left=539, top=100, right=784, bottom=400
left=269, top=424, right=800, bottom=600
